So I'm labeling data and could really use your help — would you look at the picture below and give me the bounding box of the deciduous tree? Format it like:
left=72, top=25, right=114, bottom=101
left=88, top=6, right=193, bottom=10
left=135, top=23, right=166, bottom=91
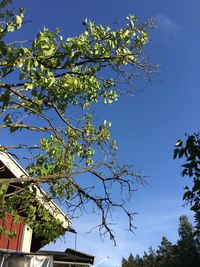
left=174, top=134, right=200, bottom=235
left=0, top=0, right=156, bottom=243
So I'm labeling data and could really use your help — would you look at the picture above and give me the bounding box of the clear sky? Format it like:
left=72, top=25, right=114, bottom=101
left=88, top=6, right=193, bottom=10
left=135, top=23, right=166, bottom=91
left=3, top=0, right=200, bottom=266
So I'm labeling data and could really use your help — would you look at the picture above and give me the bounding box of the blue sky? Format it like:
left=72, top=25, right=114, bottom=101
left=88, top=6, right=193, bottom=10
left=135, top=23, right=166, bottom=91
left=2, top=0, right=200, bottom=266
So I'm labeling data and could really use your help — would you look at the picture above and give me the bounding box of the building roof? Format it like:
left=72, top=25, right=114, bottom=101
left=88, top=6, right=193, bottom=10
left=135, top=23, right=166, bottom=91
left=38, top=248, right=95, bottom=265
left=0, top=248, right=95, bottom=266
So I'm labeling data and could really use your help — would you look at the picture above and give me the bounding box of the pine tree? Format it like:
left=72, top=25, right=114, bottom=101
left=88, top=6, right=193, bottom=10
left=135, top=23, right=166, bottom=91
left=177, top=215, right=200, bottom=267
left=121, top=216, right=200, bottom=267
left=156, top=237, right=176, bottom=267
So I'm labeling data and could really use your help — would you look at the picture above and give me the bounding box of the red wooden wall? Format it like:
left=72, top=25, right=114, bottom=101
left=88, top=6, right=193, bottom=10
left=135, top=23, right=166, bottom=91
left=0, top=214, right=24, bottom=250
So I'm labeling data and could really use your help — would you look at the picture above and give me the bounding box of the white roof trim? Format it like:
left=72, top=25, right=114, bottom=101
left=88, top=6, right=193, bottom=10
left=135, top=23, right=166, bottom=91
left=0, top=151, right=29, bottom=179
left=0, top=151, right=71, bottom=229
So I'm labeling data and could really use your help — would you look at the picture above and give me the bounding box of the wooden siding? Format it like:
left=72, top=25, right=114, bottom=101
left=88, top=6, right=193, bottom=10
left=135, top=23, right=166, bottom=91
left=0, top=214, right=24, bottom=250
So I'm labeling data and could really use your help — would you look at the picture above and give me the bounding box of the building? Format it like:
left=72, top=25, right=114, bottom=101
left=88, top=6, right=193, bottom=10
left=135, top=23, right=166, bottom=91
left=0, top=151, right=95, bottom=266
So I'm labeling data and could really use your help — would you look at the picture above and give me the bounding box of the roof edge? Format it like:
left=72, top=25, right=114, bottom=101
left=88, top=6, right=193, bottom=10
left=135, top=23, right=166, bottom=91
left=0, top=151, right=72, bottom=230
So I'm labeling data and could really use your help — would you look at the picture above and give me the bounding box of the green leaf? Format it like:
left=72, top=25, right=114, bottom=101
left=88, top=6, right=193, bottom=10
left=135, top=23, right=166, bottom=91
left=173, top=148, right=179, bottom=159
left=182, top=169, right=188, bottom=176
left=10, top=126, right=19, bottom=133
left=175, top=139, right=182, bottom=147
left=7, top=24, right=15, bottom=32
left=191, top=204, right=199, bottom=212
left=3, top=114, right=12, bottom=124
left=178, top=148, right=185, bottom=158
left=0, top=90, right=10, bottom=107
left=15, top=15, right=22, bottom=29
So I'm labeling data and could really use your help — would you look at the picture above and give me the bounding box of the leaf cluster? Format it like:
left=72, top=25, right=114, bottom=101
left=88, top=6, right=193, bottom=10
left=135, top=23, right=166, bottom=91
left=0, top=1, right=156, bottom=243
left=174, top=133, right=200, bottom=234
left=0, top=184, right=65, bottom=243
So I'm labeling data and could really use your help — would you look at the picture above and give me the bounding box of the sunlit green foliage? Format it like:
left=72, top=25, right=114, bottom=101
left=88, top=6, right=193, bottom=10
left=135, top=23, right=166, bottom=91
left=0, top=0, right=155, bottom=243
